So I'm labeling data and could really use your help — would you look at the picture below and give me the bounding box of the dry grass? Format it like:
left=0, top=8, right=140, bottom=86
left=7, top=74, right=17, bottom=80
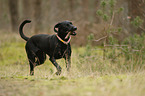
left=0, top=32, right=145, bottom=96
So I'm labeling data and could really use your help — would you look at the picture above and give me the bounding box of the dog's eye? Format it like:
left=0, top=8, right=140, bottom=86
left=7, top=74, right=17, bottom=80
left=70, top=22, right=72, bottom=24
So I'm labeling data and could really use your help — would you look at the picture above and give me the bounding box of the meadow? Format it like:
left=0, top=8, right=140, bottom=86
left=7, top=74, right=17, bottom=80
left=0, top=32, right=145, bottom=96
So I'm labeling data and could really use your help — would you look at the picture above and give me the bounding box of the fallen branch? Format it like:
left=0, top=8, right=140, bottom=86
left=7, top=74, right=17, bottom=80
left=93, top=35, right=108, bottom=42
left=139, top=26, right=145, bottom=31
left=104, top=45, right=128, bottom=47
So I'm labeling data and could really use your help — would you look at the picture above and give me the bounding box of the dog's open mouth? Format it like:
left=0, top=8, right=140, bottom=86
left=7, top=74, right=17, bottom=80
left=70, top=27, right=77, bottom=36
left=65, top=27, right=77, bottom=39
left=65, top=30, right=76, bottom=39
left=70, top=31, right=77, bottom=36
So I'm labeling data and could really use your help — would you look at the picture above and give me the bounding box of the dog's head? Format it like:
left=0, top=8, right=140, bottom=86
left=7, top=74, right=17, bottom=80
left=54, top=21, right=77, bottom=37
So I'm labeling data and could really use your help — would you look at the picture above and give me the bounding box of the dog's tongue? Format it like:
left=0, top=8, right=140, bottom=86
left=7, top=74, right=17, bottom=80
left=71, top=31, right=77, bottom=35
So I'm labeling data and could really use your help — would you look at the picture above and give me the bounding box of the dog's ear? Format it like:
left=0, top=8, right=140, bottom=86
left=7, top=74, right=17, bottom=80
left=54, top=23, right=60, bottom=33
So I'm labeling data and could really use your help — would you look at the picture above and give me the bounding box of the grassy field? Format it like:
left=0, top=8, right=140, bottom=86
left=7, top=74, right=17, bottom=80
left=0, top=32, right=145, bottom=96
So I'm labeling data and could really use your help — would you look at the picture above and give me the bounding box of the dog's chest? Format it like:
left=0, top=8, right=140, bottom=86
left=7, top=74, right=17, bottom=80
left=53, top=44, right=70, bottom=59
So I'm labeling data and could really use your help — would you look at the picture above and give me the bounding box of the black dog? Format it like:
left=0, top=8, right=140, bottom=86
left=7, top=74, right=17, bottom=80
left=19, top=20, right=77, bottom=75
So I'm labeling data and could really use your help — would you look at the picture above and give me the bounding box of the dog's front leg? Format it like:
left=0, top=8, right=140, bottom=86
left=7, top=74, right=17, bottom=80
left=49, top=57, right=62, bottom=75
left=65, top=55, right=71, bottom=72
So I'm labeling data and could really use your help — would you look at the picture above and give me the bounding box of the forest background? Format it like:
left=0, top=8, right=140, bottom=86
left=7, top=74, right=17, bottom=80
left=0, top=0, right=145, bottom=96
left=0, top=0, right=144, bottom=46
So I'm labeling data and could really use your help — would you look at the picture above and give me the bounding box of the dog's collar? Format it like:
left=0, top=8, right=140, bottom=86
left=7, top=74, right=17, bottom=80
left=56, top=34, right=71, bottom=45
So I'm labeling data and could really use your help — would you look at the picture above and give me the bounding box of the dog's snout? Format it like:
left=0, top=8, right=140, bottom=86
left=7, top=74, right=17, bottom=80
left=74, top=27, right=77, bottom=30
left=70, top=26, right=77, bottom=31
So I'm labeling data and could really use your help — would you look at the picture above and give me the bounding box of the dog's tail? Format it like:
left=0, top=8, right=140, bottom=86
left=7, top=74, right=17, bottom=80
left=19, top=20, right=31, bottom=41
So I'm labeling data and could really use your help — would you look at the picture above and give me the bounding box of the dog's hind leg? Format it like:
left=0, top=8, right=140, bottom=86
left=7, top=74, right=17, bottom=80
left=35, top=50, right=46, bottom=65
left=49, top=58, right=62, bottom=75
left=27, top=51, right=36, bottom=75
left=26, top=50, right=46, bottom=75
left=25, top=42, right=40, bottom=75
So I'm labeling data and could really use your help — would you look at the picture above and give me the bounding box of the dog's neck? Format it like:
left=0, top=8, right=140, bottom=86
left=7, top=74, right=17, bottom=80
left=57, top=31, right=70, bottom=41
left=56, top=34, right=71, bottom=45
left=56, top=30, right=71, bottom=45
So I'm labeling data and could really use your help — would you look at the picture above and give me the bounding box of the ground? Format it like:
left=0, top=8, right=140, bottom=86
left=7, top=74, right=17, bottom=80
left=0, top=33, right=145, bottom=96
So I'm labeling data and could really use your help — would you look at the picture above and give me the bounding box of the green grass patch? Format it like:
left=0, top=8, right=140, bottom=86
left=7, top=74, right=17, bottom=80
left=0, top=32, right=145, bottom=96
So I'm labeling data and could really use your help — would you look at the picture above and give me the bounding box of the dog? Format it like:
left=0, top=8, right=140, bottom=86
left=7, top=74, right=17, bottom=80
left=19, top=20, right=77, bottom=75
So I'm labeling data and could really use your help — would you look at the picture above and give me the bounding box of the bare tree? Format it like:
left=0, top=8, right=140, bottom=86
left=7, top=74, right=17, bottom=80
left=82, top=0, right=89, bottom=20
left=8, top=0, right=19, bottom=32
left=68, top=0, right=74, bottom=20
left=33, top=0, right=42, bottom=33
left=128, top=0, right=144, bottom=20
left=50, top=0, right=60, bottom=23
left=22, top=0, right=32, bottom=19
left=128, top=0, right=145, bottom=33
left=94, top=0, right=100, bottom=23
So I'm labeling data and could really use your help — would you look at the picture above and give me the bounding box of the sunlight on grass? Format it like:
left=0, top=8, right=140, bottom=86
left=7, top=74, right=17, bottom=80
left=0, top=32, right=145, bottom=96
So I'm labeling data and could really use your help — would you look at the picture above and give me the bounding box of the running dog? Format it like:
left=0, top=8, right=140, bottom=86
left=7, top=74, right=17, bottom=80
left=19, top=20, right=77, bottom=75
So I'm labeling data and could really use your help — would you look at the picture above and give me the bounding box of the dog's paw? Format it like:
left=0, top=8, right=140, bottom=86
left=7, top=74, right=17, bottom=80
left=30, top=71, right=34, bottom=76
left=55, top=71, right=61, bottom=75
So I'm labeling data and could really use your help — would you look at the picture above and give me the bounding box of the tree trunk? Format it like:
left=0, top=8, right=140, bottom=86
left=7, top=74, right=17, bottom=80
left=128, top=0, right=144, bottom=20
left=8, top=0, right=19, bottom=32
left=68, top=0, right=74, bottom=20
left=94, top=0, right=100, bottom=23
left=33, top=0, right=42, bottom=33
left=22, top=0, right=32, bottom=19
left=128, top=0, right=145, bottom=34
left=82, top=0, right=89, bottom=20
left=50, top=0, right=59, bottom=23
